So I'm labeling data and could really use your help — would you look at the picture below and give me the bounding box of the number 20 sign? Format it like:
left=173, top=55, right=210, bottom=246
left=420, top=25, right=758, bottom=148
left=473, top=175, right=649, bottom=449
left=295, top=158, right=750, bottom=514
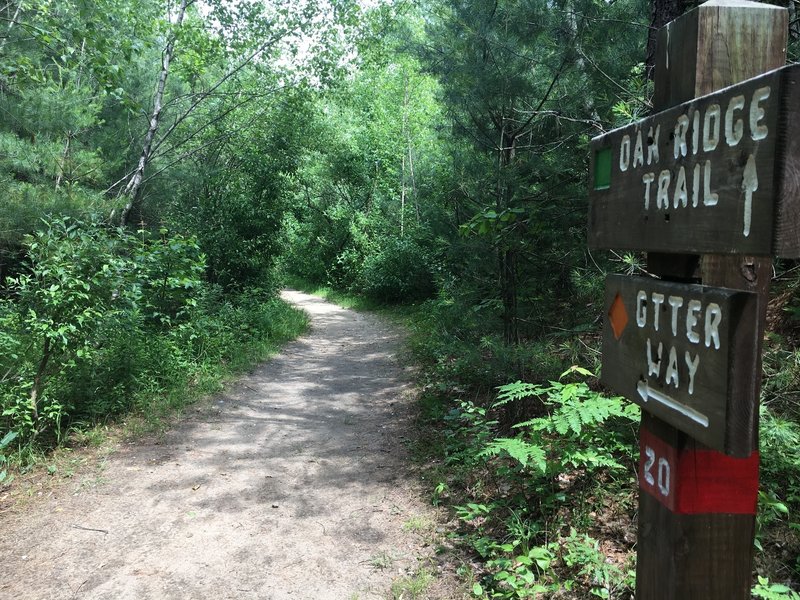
left=638, top=426, right=759, bottom=515
left=642, top=443, right=673, bottom=500
left=639, top=429, right=677, bottom=508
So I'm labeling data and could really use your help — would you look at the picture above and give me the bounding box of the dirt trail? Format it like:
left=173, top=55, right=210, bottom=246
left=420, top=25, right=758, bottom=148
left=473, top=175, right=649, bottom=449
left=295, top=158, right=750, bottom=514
left=1, top=291, right=456, bottom=600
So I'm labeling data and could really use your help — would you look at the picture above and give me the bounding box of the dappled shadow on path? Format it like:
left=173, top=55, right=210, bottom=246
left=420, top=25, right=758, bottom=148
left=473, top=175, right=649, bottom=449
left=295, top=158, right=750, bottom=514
left=0, top=290, right=429, bottom=600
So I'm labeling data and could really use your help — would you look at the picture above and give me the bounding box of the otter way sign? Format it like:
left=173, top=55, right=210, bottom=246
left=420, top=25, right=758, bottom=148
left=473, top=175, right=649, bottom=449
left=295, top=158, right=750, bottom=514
left=602, top=275, right=758, bottom=455
left=589, top=64, right=800, bottom=257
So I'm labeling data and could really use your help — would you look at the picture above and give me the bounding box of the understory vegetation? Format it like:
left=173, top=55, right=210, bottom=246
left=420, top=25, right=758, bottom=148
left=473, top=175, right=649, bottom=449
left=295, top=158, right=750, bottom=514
left=0, top=215, right=307, bottom=472
left=407, top=315, right=800, bottom=599
left=2, top=0, right=800, bottom=597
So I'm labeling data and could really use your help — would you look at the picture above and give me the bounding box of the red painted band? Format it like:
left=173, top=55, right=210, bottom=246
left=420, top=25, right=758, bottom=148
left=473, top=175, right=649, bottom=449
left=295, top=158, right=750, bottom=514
left=675, top=449, right=759, bottom=514
left=639, top=427, right=759, bottom=515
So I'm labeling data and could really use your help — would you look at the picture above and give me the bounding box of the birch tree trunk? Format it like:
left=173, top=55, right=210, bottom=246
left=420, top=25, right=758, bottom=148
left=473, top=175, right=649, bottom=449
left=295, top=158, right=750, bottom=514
left=119, top=0, right=190, bottom=226
left=0, top=0, right=23, bottom=54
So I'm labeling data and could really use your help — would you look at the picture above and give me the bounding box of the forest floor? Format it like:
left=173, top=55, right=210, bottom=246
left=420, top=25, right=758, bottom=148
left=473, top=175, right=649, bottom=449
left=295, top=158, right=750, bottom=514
left=0, top=290, right=466, bottom=600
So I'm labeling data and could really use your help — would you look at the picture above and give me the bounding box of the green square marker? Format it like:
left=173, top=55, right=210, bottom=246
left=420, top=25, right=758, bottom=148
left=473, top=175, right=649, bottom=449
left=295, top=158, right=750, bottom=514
left=594, top=147, right=612, bottom=190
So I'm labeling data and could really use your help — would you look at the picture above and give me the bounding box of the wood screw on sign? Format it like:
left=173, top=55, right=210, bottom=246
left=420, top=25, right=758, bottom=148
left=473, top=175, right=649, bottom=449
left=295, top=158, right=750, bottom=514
left=587, top=1, right=793, bottom=598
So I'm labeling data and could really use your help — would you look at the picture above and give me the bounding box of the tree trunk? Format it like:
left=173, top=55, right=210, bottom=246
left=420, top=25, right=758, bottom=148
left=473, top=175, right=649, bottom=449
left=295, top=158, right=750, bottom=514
left=29, top=337, right=51, bottom=424
left=401, top=72, right=420, bottom=224
left=408, top=146, right=420, bottom=223
left=119, top=0, right=190, bottom=226
left=498, top=119, right=519, bottom=346
left=646, top=0, right=695, bottom=79
left=56, top=38, right=86, bottom=191
left=500, top=248, right=519, bottom=346
left=55, top=135, right=70, bottom=191
left=400, top=154, right=406, bottom=237
left=0, top=0, right=22, bottom=54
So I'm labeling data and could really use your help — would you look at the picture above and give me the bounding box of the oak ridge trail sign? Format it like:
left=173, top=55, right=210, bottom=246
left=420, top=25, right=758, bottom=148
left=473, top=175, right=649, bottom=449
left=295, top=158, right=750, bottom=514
left=602, top=275, right=758, bottom=456
left=588, top=64, right=800, bottom=257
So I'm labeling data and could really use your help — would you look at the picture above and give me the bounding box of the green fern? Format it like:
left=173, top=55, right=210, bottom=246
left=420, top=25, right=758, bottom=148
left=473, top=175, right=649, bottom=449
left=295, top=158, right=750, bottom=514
left=480, top=437, right=547, bottom=473
left=512, top=382, right=638, bottom=436
left=488, top=377, right=639, bottom=476
left=495, top=381, right=543, bottom=406
left=564, top=448, right=624, bottom=470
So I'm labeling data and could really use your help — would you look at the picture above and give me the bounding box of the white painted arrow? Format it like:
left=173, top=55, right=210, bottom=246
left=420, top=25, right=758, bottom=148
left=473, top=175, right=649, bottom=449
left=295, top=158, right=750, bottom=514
left=742, top=153, right=758, bottom=237
left=636, top=380, right=710, bottom=428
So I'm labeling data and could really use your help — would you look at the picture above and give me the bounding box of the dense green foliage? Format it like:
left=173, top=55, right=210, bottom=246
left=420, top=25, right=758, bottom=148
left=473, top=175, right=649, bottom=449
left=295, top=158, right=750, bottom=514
left=0, top=216, right=307, bottom=448
left=281, top=1, right=799, bottom=596
left=396, top=366, right=640, bottom=599
left=1, top=0, right=799, bottom=596
left=0, top=0, right=340, bottom=449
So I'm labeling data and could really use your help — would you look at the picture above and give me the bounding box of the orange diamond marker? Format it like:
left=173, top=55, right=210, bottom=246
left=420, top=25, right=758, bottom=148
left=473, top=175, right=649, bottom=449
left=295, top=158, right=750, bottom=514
left=608, top=293, right=629, bottom=340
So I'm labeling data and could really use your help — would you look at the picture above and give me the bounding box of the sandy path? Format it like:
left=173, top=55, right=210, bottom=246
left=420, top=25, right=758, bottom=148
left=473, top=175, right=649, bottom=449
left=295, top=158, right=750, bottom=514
left=0, top=291, right=451, bottom=600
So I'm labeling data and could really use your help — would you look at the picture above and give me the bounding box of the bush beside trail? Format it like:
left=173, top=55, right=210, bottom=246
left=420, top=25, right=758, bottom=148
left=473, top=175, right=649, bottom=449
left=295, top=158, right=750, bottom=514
left=0, top=217, right=307, bottom=459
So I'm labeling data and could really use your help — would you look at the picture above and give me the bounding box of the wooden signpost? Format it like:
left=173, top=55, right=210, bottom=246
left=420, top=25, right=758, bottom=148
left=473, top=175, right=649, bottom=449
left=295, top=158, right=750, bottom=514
left=588, top=1, right=791, bottom=598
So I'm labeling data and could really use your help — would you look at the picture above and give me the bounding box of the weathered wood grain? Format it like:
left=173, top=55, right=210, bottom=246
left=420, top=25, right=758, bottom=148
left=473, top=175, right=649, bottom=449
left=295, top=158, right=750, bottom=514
left=636, top=414, right=757, bottom=600
left=775, top=67, right=800, bottom=257
left=655, top=0, right=787, bottom=107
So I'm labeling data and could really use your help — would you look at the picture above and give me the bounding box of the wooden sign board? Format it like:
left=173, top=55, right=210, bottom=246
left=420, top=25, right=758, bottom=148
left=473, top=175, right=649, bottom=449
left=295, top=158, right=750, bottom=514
left=601, top=274, right=758, bottom=456
left=588, top=64, right=800, bottom=257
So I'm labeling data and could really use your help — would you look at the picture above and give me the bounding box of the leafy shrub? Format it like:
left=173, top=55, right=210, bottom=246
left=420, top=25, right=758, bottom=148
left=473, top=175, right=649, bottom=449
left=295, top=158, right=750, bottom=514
left=0, top=430, right=18, bottom=484
left=409, top=297, right=567, bottom=399
left=360, top=237, right=436, bottom=303
left=442, top=371, right=638, bottom=599
left=0, top=217, right=209, bottom=445
left=483, top=375, right=639, bottom=482
left=328, top=246, right=365, bottom=291
left=1, top=218, right=133, bottom=439
left=133, top=228, right=206, bottom=326
left=179, top=180, right=283, bottom=292
left=756, top=405, right=800, bottom=583
left=752, top=577, right=800, bottom=600
left=276, top=212, right=330, bottom=284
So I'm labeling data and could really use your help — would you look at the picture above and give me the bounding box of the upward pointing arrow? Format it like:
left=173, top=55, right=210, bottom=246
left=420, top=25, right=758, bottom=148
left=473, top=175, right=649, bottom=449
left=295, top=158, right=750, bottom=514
left=636, top=380, right=710, bottom=428
left=742, top=154, right=758, bottom=237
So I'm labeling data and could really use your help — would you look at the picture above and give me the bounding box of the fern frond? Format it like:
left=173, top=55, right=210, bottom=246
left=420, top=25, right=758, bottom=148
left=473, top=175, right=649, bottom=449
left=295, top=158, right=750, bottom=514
left=564, top=448, right=625, bottom=471
left=480, top=437, right=547, bottom=473
left=494, top=381, right=546, bottom=407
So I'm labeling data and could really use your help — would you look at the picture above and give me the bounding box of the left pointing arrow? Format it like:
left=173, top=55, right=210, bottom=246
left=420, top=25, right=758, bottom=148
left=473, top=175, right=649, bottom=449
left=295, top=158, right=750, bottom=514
left=637, top=380, right=710, bottom=428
